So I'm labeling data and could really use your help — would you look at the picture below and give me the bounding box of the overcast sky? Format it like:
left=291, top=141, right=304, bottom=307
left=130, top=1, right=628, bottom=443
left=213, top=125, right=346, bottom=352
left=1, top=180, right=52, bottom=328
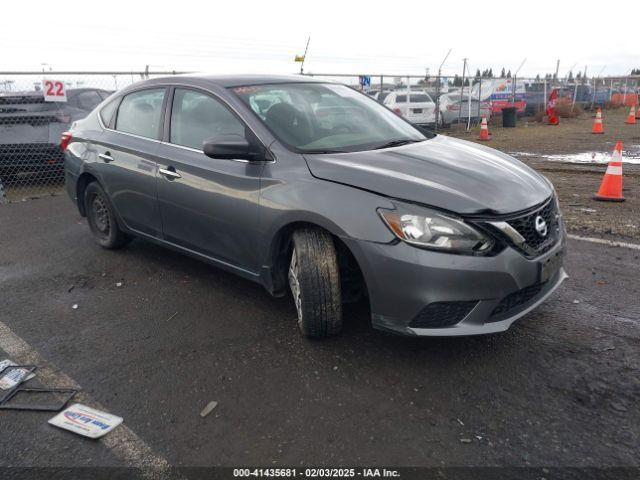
left=1, top=0, right=637, bottom=78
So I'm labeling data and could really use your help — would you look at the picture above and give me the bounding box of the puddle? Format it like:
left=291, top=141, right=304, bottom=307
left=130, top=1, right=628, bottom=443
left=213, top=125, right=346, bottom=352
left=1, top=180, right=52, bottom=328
left=510, top=145, right=640, bottom=165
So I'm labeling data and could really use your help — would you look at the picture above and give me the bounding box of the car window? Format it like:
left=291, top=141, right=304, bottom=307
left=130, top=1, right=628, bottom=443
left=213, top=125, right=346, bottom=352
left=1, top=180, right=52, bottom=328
left=99, top=98, right=119, bottom=127
left=76, top=91, right=103, bottom=111
left=395, top=95, right=407, bottom=103
left=170, top=89, right=245, bottom=150
left=115, top=88, right=165, bottom=139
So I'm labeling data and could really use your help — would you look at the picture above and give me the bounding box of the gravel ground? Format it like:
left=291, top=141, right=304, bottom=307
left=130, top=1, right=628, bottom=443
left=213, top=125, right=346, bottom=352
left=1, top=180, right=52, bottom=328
left=0, top=195, right=639, bottom=475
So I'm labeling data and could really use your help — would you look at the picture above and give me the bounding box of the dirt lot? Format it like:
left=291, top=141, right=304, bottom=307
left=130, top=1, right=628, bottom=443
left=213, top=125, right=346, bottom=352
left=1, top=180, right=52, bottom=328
left=446, top=108, right=640, bottom=240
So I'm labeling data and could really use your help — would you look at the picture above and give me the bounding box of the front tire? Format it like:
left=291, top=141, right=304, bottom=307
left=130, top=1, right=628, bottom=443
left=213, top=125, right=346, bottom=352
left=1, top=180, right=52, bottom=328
left=288, top=228, right=343, bottom=338
left=84, top=182, right=131, bottom=249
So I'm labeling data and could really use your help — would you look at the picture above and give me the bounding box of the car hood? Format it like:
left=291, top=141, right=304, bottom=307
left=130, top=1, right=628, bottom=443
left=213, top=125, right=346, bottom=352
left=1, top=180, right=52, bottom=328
left=303, top=135, right=552, bottom=215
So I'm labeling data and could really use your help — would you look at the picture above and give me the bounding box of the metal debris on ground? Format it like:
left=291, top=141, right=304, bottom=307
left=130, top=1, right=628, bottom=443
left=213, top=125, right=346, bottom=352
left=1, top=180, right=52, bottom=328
left=0, top=363, right=78, bottom=411
left=0, top=388, right=78, bottom=411
left=200, top=401, right=218, bottom=417
left=49, top=403, right=123, bottom=439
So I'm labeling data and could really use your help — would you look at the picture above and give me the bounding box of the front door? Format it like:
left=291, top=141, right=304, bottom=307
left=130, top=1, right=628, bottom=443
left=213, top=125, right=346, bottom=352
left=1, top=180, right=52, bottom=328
left=155, top=88, right=264, bottom=272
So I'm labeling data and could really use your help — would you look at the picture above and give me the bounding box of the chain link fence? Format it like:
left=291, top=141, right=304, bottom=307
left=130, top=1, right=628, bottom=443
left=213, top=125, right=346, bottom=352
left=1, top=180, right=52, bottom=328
left=303, top=73, right=640, bottom=129
left=1, top=70, right=638, bottom=203
left=0, top=71, right=185, bottom=202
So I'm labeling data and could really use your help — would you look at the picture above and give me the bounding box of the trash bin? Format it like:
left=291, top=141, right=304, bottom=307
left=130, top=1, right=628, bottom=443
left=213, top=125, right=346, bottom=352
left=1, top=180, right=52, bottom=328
left=502, top=107, right=517, bottom=128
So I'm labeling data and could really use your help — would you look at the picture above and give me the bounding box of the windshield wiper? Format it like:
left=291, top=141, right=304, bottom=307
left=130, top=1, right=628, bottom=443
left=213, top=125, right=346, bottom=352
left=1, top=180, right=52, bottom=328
left=372, top=139, right=422, bottom=150
left=302, top=149, right=349, bottom=154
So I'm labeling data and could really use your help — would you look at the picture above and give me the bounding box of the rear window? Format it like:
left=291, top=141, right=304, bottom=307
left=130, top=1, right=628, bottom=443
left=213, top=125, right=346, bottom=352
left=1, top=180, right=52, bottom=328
left=76, top=91, right=103, bottom=111
left=394, top=93, right=430, bottom=103
left=409, top=94, right=430, bottom=103
left=115, top=88, right=165, bottom=139
left=99, top=98, right=118, bottom=127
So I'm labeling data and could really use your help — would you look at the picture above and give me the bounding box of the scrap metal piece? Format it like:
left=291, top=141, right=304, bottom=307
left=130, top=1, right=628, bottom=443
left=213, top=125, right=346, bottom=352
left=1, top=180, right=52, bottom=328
left=0, top=387, right=78, bottom=411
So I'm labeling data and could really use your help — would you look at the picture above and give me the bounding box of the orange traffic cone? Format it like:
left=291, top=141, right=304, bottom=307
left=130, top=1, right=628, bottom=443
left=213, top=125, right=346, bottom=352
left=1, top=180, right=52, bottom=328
left=626, top=105, right=636, bottom=124
left=592, top=108, right=604, bottom=134
left=594, top=141, right=625, bottom=202
left=478, top=116, right=491, bottom=141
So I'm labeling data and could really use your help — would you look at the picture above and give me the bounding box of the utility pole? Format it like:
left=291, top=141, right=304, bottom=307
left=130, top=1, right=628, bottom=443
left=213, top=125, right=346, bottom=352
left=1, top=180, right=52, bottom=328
left=513, top=57, right=526, bottom=104
left=458, top=58, right=467, bottom=127
left=434, top=48, right=452, bottom=132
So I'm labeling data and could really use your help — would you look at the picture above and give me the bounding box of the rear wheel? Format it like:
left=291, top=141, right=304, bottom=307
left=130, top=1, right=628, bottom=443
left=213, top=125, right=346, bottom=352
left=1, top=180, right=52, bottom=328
left=84, top=182, right=131, bottom=249
left=288, top=228, right=342, bottom=338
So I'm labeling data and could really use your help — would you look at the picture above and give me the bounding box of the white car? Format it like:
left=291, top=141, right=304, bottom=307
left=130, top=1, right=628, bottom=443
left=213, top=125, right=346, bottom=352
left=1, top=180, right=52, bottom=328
left=383, top=91, right=436, bottom=125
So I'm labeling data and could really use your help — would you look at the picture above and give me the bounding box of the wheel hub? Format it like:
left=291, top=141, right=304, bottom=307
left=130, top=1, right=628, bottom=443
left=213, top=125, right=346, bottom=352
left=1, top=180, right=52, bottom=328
left=92, top=196, right=110, bottom=234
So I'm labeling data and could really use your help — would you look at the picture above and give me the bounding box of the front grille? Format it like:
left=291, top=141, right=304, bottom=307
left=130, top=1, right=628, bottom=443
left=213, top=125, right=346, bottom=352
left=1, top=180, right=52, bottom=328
left=410, top=301, right=477, bottom=328
left=484, top=198, right=560, bottom=258
left=0, top=114, right=61, bottom=126
left=490, top=283, right=545, bottom=318
left=0, top=96, right=45, bottom=106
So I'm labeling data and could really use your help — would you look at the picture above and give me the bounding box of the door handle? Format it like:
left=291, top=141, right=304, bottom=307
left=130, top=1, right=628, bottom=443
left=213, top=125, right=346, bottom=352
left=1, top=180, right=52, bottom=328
left=159, top=166, right=182, bottom=180
left=98, top=152, right=114, bottom=163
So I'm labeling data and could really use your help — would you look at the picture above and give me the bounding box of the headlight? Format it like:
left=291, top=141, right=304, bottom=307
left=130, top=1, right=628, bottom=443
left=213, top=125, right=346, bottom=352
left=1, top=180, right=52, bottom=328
left=378, top=203, right=494, bottom=254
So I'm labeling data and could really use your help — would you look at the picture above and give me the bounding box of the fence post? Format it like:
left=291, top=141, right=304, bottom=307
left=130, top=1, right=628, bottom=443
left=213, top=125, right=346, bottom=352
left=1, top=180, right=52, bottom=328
left=434, top=75, right=441, bottom=132
left=477, top=77, right=482, bottom=120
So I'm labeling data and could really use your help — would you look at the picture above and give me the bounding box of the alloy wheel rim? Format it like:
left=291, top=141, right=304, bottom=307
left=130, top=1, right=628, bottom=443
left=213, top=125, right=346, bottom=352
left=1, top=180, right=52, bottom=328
left=288, top=250, right=303, bottom=323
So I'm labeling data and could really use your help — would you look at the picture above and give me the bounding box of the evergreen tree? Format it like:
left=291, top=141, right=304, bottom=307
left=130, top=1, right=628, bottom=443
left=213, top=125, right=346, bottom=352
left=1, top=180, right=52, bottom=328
left=500, top=67, right=506, bottom=78
left=488, top=68, right=493, bottom=78
left=506, top=70, right=512, bottom=78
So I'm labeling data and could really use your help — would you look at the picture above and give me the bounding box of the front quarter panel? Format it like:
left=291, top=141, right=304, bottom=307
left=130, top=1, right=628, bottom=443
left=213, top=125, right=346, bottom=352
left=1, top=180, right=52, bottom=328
left=258, top=147, right=396, bottom=258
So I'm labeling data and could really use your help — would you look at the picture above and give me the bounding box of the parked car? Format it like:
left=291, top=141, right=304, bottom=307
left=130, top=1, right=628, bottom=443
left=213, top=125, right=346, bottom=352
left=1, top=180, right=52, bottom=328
left=383, top=91, right=437, bottom=125
left=0, top=88, right=111, bottom=183
left=64, top=74, right=566, bottom=338
left=372, top=90, right=392, bottom=104
left=438, top=93, right=492, bottom=126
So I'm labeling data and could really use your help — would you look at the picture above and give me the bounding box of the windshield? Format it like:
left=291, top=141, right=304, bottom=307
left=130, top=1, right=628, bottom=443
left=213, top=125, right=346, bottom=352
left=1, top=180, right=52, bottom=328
left=231, top=83, right=428, bottom=153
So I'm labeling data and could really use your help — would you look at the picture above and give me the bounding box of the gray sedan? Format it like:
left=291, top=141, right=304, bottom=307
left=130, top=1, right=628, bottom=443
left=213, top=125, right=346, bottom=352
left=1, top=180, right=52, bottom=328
left=63, top=74, right=566, bottom=338
left=439, top=93, right=492, bottom=126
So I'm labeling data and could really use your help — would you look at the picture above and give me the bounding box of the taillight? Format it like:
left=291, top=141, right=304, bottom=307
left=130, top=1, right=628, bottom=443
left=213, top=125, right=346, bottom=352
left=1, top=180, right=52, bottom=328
left=61, top=131, right=72, bottom=151
left=447, top=104, right=460, bottom=111
left=393, top=107, right=402, bottom=115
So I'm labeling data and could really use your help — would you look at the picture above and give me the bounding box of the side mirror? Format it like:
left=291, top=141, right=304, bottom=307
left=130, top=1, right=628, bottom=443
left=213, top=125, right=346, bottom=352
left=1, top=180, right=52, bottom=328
left=203, top=134, right=258, bottom=161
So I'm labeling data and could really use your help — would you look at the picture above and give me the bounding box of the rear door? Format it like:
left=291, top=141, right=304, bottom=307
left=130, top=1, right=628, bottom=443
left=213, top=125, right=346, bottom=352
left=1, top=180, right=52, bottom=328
left=155, top=87, right=264, bottom=272
left=96, top=87, right=167, bottom=237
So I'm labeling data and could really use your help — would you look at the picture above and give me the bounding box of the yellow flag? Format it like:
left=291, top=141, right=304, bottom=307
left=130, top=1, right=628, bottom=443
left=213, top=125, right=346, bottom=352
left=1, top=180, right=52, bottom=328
left=294, top=55, right=305, bottom=63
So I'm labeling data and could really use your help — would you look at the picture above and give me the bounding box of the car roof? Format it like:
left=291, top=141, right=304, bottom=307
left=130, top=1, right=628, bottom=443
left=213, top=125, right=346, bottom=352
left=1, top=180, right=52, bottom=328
left=142, top=73, right=327, bottom=88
